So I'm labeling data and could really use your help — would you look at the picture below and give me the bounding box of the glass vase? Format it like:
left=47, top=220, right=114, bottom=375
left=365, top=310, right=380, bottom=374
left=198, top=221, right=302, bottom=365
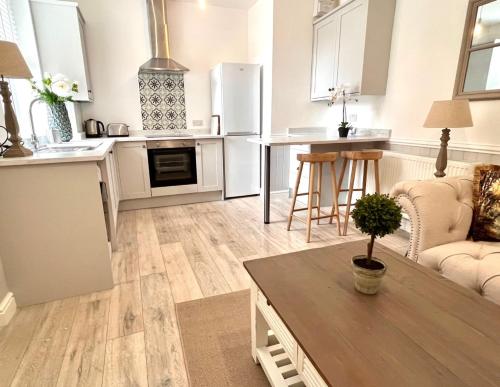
left=47, top=102, right=72, bottom=143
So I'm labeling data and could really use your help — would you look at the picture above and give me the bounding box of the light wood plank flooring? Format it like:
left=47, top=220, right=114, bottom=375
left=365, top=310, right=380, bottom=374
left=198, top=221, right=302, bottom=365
left=0, top=194, right=408, bottom=387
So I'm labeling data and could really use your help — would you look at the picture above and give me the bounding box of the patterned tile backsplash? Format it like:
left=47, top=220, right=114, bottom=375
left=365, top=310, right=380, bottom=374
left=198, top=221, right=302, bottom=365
left=138, top=72, right=187, bottom=131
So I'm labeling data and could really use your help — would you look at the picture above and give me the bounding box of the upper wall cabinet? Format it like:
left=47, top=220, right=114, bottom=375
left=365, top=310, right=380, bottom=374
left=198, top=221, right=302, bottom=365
left=311, top=0, right=396, bottom=101
left=30, top=0, right=93, bottom=102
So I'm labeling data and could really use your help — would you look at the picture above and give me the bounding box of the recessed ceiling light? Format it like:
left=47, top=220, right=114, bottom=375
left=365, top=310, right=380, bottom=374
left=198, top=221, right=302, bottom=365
left=199, top=0, right=206, bottom=10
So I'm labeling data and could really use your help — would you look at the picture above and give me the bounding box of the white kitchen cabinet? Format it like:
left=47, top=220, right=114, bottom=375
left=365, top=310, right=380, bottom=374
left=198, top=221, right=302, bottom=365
left=196, top=139, right=224, bottom=192
left=310, top=0, right=396, bottom=100
left=116, top=142, right=151, bottom=200
left=99, top=149, right=119, bottom=250
left=30, top=0, right=93, bottom=101
left=311, top=15, right=339, bottom=100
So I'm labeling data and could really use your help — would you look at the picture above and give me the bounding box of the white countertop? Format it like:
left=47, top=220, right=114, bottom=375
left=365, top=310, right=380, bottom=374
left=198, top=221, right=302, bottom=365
left=0, top=134, right=223, bottom=167
left=248, top=134, right=390, bottom=146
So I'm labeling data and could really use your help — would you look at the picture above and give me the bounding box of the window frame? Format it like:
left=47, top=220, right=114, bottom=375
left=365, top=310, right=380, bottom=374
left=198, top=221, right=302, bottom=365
left=454, top=0, right=500, bottom=100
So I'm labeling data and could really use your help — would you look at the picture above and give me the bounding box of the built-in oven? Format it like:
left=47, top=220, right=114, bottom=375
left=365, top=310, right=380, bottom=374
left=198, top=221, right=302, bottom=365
left=147, top=140, right=198, bottom=197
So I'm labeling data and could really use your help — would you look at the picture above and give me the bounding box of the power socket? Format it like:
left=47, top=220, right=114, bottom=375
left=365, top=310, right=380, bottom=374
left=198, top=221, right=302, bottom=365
left=348, top=113, right=358, bottom=123
left=192, top=120, right=203, bottom=127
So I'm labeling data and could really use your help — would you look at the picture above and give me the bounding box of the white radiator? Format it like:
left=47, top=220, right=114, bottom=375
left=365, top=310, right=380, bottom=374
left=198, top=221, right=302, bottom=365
left=361, top=151, right=474, bottom=234
left=365, top=151, right=474, bottom=194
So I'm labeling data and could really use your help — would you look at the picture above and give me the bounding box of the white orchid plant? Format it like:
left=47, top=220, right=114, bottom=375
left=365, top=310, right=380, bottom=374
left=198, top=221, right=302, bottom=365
left=30, top=73, right=79, bottom=105
left=328, top=84, right=359, bottom=130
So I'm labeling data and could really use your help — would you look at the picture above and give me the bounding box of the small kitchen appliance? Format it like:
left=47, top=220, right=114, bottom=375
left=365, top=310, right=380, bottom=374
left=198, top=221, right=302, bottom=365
left=107, top=123, right=129, bottom=137
left=83, top=119, right=105, bottom=138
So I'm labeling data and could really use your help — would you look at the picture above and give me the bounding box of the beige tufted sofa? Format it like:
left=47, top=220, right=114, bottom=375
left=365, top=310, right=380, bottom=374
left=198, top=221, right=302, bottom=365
left=391, top=176, right=500, bottom=306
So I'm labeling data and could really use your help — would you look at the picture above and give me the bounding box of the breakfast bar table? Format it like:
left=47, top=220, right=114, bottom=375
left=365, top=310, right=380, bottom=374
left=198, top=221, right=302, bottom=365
left=243, top=240, right=500, bottom=387
left=248, top=134, right=389, bottom=224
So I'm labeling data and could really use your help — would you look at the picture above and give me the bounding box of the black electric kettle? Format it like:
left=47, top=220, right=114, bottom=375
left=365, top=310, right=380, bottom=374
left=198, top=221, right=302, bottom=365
left=83, top=119, right=105, bottom=138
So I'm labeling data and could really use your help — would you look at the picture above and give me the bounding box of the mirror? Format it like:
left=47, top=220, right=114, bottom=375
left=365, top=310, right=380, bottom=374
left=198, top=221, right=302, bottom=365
left=454, top=0, right=500, bottom=100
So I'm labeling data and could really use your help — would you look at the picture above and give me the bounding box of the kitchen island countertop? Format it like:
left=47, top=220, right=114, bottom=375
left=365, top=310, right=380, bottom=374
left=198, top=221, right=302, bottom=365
left=248, top=134, right=390, bottom=146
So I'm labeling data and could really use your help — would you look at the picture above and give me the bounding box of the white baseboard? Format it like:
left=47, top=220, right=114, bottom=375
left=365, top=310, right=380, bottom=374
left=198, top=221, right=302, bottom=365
left=0, top=292, right=16, bottom=327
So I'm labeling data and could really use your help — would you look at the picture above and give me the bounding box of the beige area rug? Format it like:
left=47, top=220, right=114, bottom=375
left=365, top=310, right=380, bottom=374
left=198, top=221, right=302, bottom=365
left=176, top=290, right=269, bottom=387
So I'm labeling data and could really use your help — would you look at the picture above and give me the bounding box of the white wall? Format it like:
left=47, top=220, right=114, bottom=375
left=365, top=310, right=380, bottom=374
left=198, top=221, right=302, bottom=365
left=264, top=0, right=376, bottom=133
left=76, top=0, right=149, bottom=131
left=248, top=0, right=273, bottom=136
left=167, top=1, right=248, bottom=130
left=77, top=0, right=248, bottom=131
left=374, top=0, right=500, bottom=151
left=267, top=0, right=500, bottom=152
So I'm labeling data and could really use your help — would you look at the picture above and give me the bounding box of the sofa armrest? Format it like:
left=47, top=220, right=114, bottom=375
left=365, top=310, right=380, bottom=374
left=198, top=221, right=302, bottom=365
left=390, top=176, right=474, bottom=262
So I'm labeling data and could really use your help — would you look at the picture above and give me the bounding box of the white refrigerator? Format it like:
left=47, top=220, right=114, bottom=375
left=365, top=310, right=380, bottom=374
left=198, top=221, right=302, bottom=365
left=211, top=63, right=261, bottom=198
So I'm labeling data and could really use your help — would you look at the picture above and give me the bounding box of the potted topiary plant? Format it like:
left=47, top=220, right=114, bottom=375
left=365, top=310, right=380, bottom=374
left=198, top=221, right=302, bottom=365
left=350, top=193, right=402, bottom=294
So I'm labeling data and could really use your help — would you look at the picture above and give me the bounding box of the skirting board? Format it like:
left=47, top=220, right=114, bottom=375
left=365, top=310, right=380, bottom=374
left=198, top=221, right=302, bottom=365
left=0, top=292, right=16, bottom=327
left=119, top=190, right=223, bottom=211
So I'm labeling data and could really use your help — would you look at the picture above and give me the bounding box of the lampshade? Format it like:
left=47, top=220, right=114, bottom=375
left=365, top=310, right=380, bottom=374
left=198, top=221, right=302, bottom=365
left=0, top=40, right=32, bottom=79
left=423, top=100, right=473, bottom=128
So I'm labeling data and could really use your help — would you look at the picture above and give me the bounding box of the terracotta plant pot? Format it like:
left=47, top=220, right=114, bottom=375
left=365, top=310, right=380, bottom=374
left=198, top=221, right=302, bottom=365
left=338, top=127, right=350, bottom=137
left=351, top=256, right=386, bottom=295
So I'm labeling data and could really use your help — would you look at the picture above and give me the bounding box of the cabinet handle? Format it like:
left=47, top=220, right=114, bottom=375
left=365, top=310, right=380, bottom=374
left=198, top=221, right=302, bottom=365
left=142, top=145, right=146, bottom=149
left=197, top=143, right=200, bottom=146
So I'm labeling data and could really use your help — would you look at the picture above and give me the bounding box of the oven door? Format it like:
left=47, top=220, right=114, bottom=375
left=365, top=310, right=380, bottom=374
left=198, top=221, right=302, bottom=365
left=147, top=146, right=198, bottom=196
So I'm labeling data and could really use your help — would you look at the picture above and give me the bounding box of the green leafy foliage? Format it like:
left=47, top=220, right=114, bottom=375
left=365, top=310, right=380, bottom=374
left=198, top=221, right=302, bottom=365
left=338, top=121, right=352, bottom=129
left=351, top=194, right=402, bottom=239
left=351, top=193, right=402, bottom=262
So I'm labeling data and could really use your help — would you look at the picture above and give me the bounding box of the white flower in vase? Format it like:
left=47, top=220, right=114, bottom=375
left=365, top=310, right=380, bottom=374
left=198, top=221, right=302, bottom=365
left=328, top=83, right=359, bottom=137
left=29, top=73, right=80, bottom=143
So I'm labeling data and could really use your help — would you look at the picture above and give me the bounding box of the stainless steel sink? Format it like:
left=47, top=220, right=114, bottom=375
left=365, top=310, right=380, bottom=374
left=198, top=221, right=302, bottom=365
left=36, top=143, right=101, bottom=153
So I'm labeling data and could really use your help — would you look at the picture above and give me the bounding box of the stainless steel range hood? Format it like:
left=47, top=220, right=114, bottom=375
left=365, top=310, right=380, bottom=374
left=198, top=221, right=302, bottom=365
left=139, top=0, right=189, bottom=73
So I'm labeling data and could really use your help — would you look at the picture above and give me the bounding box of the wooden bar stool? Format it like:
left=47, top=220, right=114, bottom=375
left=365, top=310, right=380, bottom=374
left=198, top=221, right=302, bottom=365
left=287, top=152, right=341, bottom=242
left=338, top=149, right=383, bottom=236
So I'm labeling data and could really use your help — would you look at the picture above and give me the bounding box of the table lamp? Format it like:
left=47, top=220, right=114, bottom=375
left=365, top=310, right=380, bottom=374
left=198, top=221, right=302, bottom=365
left=423, top=99, right=473, bottom=178
left=0, top=40, right=33, bottom=158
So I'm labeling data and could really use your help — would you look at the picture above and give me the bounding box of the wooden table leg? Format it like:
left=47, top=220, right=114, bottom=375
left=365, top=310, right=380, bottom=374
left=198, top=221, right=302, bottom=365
left=251, top=281, right=268, bottom=364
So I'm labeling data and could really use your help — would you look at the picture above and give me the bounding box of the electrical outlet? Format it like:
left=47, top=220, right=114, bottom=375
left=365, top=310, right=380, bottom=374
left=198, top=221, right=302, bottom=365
left=192, top=120, right=203, bottom=127
left=348, top=113, right=358, bottom=123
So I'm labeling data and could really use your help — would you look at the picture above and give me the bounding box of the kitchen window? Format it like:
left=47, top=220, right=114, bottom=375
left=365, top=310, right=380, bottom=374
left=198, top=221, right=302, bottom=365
left=0, top=0, right=50, bottom=144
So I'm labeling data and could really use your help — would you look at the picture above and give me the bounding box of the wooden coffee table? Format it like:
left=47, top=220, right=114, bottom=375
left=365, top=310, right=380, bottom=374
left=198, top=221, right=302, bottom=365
left=243, top=241, right=500, bottom=387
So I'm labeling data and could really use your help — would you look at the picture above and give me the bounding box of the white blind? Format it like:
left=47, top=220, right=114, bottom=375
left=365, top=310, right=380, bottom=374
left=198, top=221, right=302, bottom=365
left=0, top=0, right=16, bottom=42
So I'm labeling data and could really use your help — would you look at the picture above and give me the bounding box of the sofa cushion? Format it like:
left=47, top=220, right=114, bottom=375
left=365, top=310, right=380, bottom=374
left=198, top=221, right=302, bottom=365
left=419, top=241, right=500, bottom=305
left=471, top=164, right=500, bottom=242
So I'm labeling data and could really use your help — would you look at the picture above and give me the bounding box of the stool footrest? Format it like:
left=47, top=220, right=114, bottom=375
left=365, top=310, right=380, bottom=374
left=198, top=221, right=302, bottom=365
left=292, top=206, right=320, bottom=212
left=296, top=192, right=320, bottom=197
left=338, top=188, right=363, bottom=193
left=292, top=213, right=338, bottom=222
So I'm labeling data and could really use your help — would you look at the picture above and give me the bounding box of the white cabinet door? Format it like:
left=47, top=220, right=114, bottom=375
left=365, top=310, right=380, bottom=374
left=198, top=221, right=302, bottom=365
left=30, top=0, right=92, bottom=101
left=116, top=142, right=151, bottom=200
left=220, top=64, right=261, bottom=135
left=196, top=139, right=223, bottom=192
left=336, top=1, right=366, bottom=93
left=108, top=148, right=121, bottom=212
left=99, top=151, right=119, bottom=250
left=224, top=136, right=260, bottom=198
left=311, top=14, right=339, bottom=100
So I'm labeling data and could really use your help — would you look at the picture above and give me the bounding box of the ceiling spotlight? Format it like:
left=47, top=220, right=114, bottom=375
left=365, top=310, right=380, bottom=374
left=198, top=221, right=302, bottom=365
left=199, top=0, right=206, bottom=10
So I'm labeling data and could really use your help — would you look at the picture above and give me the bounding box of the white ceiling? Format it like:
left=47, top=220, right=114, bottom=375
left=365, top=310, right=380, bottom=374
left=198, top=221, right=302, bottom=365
left=169, top=0, right=258, bottom=10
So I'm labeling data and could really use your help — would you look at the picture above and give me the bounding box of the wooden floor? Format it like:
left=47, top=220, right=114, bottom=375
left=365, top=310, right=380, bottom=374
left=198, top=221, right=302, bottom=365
left=0, top=194, right=408, bottom=387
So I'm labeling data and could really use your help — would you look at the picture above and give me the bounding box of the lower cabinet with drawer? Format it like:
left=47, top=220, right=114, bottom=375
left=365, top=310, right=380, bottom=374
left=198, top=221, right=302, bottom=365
left=251, top=281, right=328, bottom=387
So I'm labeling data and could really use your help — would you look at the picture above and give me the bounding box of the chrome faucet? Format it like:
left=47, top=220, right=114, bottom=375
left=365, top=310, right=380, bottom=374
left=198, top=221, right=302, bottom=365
left=29, top=98, right=42, bottom=151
